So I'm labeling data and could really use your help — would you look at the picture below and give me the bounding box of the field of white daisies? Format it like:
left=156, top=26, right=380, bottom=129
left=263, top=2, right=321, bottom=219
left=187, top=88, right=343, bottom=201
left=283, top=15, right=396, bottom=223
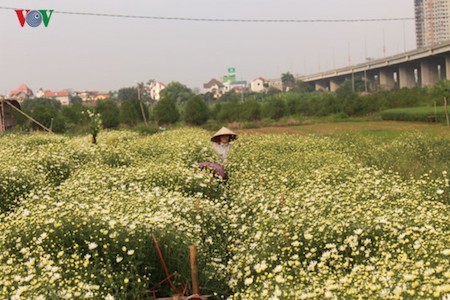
left=0, top=128, right=449, bottom=299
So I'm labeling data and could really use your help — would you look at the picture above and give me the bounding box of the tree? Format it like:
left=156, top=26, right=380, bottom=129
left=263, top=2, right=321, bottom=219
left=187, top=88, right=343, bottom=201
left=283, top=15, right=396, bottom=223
left=30, top=105, right=65, bottom=133
left=201, top=92, right=216, bottom=103
left=120, top=99, right=148, bottom=126
left=153, top=98, right=180, bottom=126
left=21, top=98, right=61, bottom=111
left=117, top=87, right=138, bottom=101
left=95, top=100, right=120, bottom=128
left=219, top=90, right=240, bottom=102
left=61, top=103, right=85, bottom=127
left=184, top=96, right=209, bottom=125
left=281, top=72, right=296, bottom=91
left=291, top=80, right=314, bottom=93
left=159, top=82, right=194, bottom=105
left=71, top=96, right=83, bottom=105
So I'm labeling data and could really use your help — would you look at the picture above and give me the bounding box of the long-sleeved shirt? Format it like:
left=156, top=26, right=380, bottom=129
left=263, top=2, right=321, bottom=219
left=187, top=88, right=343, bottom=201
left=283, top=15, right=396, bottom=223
left=213, top=142, right=232, bottom=163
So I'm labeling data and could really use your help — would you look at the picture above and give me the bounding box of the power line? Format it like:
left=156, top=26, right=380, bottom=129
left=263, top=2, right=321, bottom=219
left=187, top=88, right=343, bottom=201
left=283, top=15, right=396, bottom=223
left=0, top=6, right=414, bottom=23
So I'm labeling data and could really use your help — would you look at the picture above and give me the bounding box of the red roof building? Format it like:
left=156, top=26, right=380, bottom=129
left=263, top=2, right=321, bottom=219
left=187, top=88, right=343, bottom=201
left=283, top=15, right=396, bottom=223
left=8, top=84, right=34, bottom=102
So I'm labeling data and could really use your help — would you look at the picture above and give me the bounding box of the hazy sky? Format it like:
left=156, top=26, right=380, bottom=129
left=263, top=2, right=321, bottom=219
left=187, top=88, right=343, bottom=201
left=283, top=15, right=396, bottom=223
left=0, top=0, right=415, bottom=94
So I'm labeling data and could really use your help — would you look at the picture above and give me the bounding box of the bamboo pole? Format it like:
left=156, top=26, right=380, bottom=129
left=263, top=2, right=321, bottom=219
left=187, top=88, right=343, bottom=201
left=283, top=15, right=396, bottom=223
left=189, top=245, right=199, bottom=295
left=3, top=100, right=53, bottom=133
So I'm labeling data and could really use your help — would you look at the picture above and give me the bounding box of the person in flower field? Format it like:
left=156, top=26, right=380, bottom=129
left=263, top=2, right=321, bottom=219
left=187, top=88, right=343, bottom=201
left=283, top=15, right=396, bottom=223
left=197, top=127, right=238, bottom=181
left=210, top=127, right=238, bottom=163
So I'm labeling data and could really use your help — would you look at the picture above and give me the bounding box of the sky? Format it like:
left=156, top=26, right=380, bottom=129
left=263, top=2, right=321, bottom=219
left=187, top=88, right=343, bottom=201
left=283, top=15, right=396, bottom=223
left=0, top=0, right=416, bottom=94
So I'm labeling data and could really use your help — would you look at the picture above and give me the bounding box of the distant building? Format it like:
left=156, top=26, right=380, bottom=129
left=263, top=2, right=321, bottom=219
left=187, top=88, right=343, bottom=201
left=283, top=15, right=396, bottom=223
left=43, top=90, right=71, bottom=105
left=267, top=79, right=283, bottom=91
left=148, top=81, right=166, bottom=101
left=75, top=91, right=97, bottom=102
left=94, top=92, right=110, bottom=101
left=8, top=84, right=34, bottom=102
left=203, top=79, right=225, bottom=98
left=415, top=0, right=450, bottom=48
left=250, top=77, right=269, bottom=92
left=226, top=80, right=248, bottom=92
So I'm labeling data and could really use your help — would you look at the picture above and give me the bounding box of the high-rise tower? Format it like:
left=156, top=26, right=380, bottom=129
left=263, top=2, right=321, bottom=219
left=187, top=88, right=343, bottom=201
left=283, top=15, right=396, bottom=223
left=415, top=0, right=450, bottom=48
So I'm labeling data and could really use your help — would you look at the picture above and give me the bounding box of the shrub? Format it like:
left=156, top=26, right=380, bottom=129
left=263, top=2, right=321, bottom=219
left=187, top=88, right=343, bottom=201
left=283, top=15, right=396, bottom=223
left=217, top=100, right=241, bottom=122
left=240, top=99, right=261, bottom=121
left=261, top=97, right=286, bottom=120
left=152, top=98, right=180, bottom=126
left=184, top=96, right=209, bottom=125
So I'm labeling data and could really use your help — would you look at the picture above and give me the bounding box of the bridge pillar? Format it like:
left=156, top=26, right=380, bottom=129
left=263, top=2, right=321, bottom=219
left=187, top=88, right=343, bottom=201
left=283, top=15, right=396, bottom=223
left=445, top=56, right=450, bottom=80
left=379, top=69, right=396, bottom=90
left=399, top=65, right=418, bottom=88
left=315, top=81, right=329, bottom=91
left=421, top=60, right=440, bottom=87
left=329, top=79, right=341, bottom=92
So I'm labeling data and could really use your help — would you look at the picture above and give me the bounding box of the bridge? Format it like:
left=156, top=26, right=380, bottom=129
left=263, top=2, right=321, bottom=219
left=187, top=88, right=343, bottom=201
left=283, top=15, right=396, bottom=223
left=298, top=40, right=450, bottom=92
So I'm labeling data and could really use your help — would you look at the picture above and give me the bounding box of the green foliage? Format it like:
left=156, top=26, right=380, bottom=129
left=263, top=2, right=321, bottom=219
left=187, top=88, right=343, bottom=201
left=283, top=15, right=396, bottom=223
left=266, top=87, right=282, bottom=96
left=381, top=106, right=448, bottom=123
left=117, top=87, right=138, bottom=101
left=291, top=80, right=314, bottom=93
left=218, top=90, right=241, bottom=102
left=184, top=95, right=209, bottom=125
left=132, top=124, right=160, bottom=135
left=120, top=99, right=148, bottom=126
left=217, top=100, right=241, bottom=122
left=281, top=72, right=295, bottom=91
left=261, top=96, right=286, bottom=120
left=153, top=98, right=180, bottom=125
left=21, top=98, right=61, bottom=111
left=71, top=96, right=83, bottom=105
left=159, top=82, right=194, bottom=104
left=95, top=100, right=120, bottom=129
left=61, top=103, right=86, bottom=131
left=240, top=99, right=261, bottom=121
left=31, top=105, right=66, bottom=133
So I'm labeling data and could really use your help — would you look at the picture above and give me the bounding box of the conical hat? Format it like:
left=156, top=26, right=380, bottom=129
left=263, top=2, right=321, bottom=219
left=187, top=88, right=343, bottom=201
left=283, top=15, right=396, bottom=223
left=211, top=127, right=237, bottom=142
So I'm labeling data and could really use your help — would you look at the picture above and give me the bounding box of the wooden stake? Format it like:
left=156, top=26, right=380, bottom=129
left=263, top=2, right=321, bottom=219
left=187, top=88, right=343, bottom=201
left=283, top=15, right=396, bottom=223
left=189, top=245, right=199, bottom=295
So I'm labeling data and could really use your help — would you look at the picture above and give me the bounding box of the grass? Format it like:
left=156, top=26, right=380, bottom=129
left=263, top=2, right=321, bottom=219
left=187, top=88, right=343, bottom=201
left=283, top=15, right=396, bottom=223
left=238, top=118, right=450, bottom=140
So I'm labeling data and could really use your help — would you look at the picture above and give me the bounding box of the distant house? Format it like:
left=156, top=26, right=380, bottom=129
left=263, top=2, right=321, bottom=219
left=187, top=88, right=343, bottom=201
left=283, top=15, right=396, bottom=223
left=75, top=91, right=97, bottom=102
left=43, top=90, right=71, bottom=105
left=148, top=81, right=166, bottom=101
left=203, top=79, right=225, bottom=98
left=228, top=80, right=248, bottom=92
left=8, top=84, right=34, bottom=102
left=250, top=77, right=269, bottom=92
left=94, top=92, right=110, bottom=101
left=267, top=79, right=283, bottom=91
left=0, top=99, right=21, bottom=132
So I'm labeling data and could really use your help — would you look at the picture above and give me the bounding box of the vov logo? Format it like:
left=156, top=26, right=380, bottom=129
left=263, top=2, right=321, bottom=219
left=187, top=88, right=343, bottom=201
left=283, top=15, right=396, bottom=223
left=15, top=10, right=54, bottom=27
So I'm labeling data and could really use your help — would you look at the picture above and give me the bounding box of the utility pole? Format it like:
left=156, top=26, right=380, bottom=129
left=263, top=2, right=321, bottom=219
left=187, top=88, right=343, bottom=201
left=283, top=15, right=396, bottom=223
left=137, top=83, right=148, bottom=125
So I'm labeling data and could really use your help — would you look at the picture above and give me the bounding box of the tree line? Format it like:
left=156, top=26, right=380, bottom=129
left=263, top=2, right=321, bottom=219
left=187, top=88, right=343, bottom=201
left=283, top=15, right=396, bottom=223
left=12, top=78, right=450, bottom=134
